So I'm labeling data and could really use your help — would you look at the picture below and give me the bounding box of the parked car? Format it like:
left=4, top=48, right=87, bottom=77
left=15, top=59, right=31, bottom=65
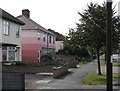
left=112, top=54, right=120, bottom=62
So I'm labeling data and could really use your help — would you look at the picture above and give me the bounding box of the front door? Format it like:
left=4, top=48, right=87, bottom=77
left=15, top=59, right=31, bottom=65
left=38, top=50, right=40, bottom=62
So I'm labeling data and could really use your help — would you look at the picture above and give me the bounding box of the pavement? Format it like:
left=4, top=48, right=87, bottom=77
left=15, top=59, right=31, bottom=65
left=25, top=60, right=120, bottom=90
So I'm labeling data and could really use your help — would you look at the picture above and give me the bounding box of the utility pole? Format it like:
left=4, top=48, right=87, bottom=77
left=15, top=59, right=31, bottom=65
left=106, top=0, right=113, bottom=91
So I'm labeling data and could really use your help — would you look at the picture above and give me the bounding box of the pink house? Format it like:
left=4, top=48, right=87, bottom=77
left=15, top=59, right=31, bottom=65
left=17, top=9, right=55, bottom=62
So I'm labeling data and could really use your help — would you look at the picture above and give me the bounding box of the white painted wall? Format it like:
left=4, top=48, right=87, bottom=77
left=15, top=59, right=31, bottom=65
left=0, top=18, right=2, bottom=43
left=55, top=41, right=63, bottom=52
left=1, top=18, right=22, bottom=61
left=2, top=20, right=22, bottom=45
left=0, top=18, right=2, bottom=62
left=0, top=61, right=2, bottom=91
left=0, top=47, right=2, bottom=62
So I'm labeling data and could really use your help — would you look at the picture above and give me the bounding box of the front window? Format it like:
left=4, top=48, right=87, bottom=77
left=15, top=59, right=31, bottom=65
left=2, top=47, right=7, bottom=61
left=2, top=46, right=15, bottom=61
left=8, top=47, right=15, bottom=61
left=3, top=21, right=10, bottom=35
left=43, top=34, right=46, bottom=42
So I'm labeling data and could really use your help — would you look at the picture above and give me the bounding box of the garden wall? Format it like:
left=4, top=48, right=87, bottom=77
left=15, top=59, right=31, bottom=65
left=2, top=66, right=53, bottom=74
left=53, top=64, right=68, bottom=78
left=2, top=73, right=25, bottom=90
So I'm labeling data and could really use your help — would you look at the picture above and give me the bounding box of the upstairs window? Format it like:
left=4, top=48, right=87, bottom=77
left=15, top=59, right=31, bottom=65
left=38, top=32, right=40, bottom=40
left=3, top=21, right=10, bottom=35
left=16, top=26, right=20, bottom=37
left=49, top=36, right=52, bottom=43
left=43, top=34, right=46, bottom=42
left=53, top=37, right=55, bottom=44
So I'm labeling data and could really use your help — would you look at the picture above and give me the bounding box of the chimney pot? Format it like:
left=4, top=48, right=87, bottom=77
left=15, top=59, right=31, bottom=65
left=22, top=9, right=30, bottom=18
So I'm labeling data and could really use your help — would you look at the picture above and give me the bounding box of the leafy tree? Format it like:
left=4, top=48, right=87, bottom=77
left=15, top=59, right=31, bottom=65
left=76, top=2, right=120, bottom=75
left=63, top=29, right=90, bottom=58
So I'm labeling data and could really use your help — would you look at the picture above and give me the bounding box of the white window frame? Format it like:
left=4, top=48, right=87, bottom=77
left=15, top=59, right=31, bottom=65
left=2, top=46, right=16, bottom=61
left=8, top=47, right=15, bottom=61
left=16, top=25, right=20, bottom=37
left=3, top=21, right=10, bottom=35
left=43, top=34, right=46, bottom=42
left=37, top=32, right=40, bottom=40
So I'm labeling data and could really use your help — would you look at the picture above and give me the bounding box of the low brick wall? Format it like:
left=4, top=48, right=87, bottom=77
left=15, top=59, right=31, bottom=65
left=2, top=73, right=25, bottom=90
left=52, top=64, right=68, bottom=78
left=2, top=66, right=53, bottom=74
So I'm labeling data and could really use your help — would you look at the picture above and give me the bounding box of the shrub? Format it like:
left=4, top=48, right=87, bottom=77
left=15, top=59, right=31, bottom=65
left=15, top=61, right=24, bottom=65
left=41, top=54, right=52, bottom=61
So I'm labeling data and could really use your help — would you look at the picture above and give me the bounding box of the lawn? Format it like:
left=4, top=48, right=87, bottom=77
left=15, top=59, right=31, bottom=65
left=79, top=61, right=89, bottom=65
left=81, top=72, right=120, bottom=85
left=112, top=63, right=120, bottom=67
left=96, top=59, right=120, bottom=67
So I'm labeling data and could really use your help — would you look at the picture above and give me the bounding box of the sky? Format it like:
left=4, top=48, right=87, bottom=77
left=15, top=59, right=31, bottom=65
left=0, top=0, right=119, bottom=35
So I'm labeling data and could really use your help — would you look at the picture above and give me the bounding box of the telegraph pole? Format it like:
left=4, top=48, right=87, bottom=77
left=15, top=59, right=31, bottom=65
left=106, top=0, right=113, bottom=91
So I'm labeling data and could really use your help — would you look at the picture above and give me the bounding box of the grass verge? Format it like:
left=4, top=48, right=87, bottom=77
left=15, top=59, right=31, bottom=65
left=79, top=61, right=89, bottom=65
left=112, top=63, right=120, bottom=67
left=81, top=72, right=120, bottom=85
left=96, top=59, right=120, bottom=67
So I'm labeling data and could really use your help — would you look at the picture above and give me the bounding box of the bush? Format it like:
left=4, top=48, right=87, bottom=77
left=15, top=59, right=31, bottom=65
left=16, top=61, right=24, bottom=65
left=41, top=54, right=52, bottom=61
left=72, top=47, right=90, bottom=59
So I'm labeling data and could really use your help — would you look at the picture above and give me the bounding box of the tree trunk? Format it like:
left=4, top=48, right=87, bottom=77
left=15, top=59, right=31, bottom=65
left=97, top=49, right=102, bottom=75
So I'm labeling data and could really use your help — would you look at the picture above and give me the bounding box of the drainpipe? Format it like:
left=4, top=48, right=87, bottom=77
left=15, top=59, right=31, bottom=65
left=47, top=33, right=49, bottom=48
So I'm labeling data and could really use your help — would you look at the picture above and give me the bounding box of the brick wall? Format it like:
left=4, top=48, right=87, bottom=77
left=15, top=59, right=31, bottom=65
left=2, top=73, right=25, bottom=90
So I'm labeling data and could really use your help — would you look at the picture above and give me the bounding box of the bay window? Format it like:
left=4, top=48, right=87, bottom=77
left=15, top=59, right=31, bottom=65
left=2, top=46, right=16, bottom=61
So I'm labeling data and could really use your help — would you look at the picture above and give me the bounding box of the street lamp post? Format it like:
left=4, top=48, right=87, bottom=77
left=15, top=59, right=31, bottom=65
left=106, top=0, right=113, bottom=91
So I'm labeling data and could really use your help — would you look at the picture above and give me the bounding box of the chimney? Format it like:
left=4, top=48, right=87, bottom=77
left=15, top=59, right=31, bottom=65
left=22, top=9, right=30, bottom=18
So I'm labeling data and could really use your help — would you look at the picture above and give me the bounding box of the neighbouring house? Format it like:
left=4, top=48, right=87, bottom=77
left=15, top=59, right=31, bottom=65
left=17, top=9, right=56, bottom=62
left=48, top=29, right=65, bottom=52
left=55, top=41, right=63, bottom=52
left=0, top=8, right=24, bottom=62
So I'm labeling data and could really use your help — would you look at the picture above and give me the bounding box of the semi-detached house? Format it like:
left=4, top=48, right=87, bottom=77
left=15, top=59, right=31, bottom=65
left=17, top=9, right=56, bottom=62
left=0, top=8, right=24, bottom=62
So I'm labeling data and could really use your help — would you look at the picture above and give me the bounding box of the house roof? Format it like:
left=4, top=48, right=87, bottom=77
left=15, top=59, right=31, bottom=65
left=0, top=8, right=24, bottom=25
left=17, top=15, right=55, bottom=35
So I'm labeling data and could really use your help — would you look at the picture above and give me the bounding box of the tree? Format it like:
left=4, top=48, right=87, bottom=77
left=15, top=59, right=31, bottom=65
left=63, top=28, right=90, bottom=58
left=76, top=2, right=120, bottom=75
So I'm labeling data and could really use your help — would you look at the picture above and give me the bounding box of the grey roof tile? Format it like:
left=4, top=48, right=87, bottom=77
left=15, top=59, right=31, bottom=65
left=0, top=8, right=24, bottom=25
left=17, top=15, right=55, bottom=35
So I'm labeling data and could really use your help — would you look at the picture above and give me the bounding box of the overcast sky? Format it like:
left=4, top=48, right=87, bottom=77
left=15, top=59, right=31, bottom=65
left=0, top=0, right=119, bottom=35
